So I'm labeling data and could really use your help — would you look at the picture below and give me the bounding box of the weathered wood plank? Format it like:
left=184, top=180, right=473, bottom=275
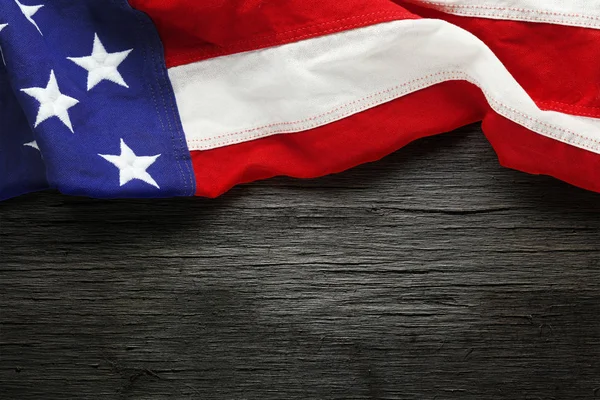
left=1, top=125, right=600, bottom=399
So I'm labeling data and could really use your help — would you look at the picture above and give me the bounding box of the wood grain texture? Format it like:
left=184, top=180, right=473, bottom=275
left=1, top=125, right=600, bottom=400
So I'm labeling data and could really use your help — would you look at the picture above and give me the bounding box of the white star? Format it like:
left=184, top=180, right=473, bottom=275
left=67, top=33, right=132, bottom=91
left=24, top=140, right=40, bottom=151
left=99, top=139, right=161, bottom=189
left=15, top=0, right=44, bottom=35
left=0, top=24, right=7, bottom=32
left=21, top=70, right=79, bottom=132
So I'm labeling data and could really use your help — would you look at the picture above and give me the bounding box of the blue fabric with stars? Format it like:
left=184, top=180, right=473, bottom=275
left=0, top=0, right=196, bottom=200
left=0, top=52, right=48, bottom=200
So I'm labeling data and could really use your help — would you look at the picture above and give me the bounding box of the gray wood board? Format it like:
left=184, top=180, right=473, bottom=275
left=1, top=125, right=600, bottom=399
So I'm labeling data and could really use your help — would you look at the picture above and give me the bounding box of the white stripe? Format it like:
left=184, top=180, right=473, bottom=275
left=170, top=19, right=600, bottom=154
left=404, top=0, right=600, bottom=29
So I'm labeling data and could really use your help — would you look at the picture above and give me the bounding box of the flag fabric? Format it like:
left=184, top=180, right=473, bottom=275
left=1, top=0, right=600, bottom=201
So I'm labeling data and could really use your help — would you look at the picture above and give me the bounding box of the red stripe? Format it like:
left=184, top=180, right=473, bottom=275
left=483, top=114, right=600, bottom=193
left=128, top=0, right=416, bottom=67
left=396, top=2, right=600, bottom=119
left=190, top=81, right=485, bottom=197
left=190, top=78, right=600, bottom=197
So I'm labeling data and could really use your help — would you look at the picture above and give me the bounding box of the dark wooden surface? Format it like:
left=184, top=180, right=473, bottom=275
left=1, top=125, right=600, bottom=400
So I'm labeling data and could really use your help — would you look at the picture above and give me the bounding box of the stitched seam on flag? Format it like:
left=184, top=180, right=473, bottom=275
left=465, top=79, right=600, bottom=152
left=423, top=10, right=600, bottom=29
left=146, top=13, right=195, bottom=194
left=115, top=0, right=182, bottom=190
left=130, top=0, right=194, bottom=194
left=187, top=72, right=461, bottom=145
left=178, top=12, right=402, bottom=57
left=187, top=71, right=600, bottom=154
left=537, top=100, right=600, bottom=116
left=488, top=99, right=600, bottom=151
left=189, top=73, right=477, bottom=149
left=219, top=12, right=407, bottom=44
left=136, top=7, right=186, bottom=192
left=416, top=1, right=600, bottom=22
left=173, top=13, right=408, bottom=64
left=168, top=81, right=195, bottom=194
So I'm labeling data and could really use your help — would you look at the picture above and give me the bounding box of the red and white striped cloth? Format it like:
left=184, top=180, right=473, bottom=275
left=128, top=0, right=600, bottom=196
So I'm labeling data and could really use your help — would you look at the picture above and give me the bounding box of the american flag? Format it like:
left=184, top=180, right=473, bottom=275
left=1, top=0, right=599, bottom=200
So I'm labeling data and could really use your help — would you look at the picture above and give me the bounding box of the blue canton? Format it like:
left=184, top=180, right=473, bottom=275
left=0, top=0, right=195, bottom=200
